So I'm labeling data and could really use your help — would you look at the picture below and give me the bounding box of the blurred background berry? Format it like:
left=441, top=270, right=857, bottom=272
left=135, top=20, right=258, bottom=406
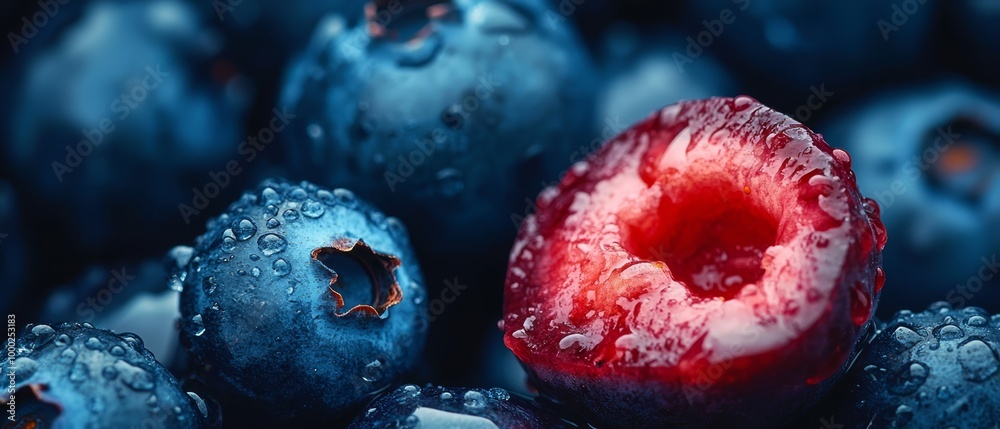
left=1, top=0, right=999, bottom=423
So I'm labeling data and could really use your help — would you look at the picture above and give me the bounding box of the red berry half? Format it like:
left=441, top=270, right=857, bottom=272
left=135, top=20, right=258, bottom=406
left=502, top=97, right=886, bottom=427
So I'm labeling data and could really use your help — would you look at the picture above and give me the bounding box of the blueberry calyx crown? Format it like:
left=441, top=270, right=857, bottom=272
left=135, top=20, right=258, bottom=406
left=312, top=238, right=403, bottom=317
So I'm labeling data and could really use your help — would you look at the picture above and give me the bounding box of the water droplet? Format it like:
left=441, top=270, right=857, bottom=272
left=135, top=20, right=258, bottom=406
left=893, top=404, right=914, bottom=427
left=169, top=273, right=185, bottom=292
left=968, top=315, right=988, bottom=327
left=13, top=358, right=39, bottom=381
left=733, top=95, right=755, bottom=111
left=102, top=365, right=118, bottom=380
left=188, top=392, right=209, bottom=418
left=333, top=188, right=356, bottom=207
left=109, top=345, right=125, bottom=356
left=85, top=337, right=104, bottom=350
left=233, top=217, right=258, bottom=241
left=265, top=204, right=279, bottom=216
left=463, top=390, right=486, bottom=411
left=893, top=326, right=922, bottom=348
left=934, top=324, right=965, bottom=341
left=286, top=286, right=295, bottom=295
left=283, top=209, right=299, bottom=222
left=237, top=269, right=248, bottom=276
left=59, top=348, right=77, bottom=364
left=203, top=276, right=218, bottom=295
left=54, top=334, right=71, bottom=347
left=888, top=361, right=929, bottom=395
left=118, top=361, right=155, bottom=391
left=221, top=237, right=237, bottom=253
left=486, top=388, right=509, bottom=401
left=957, top=339, right=999, bottom=382
left=302, top=200, right=325, bottom=218
left=266, top=218, right=280, bottom=229
left=272, top=259, right=291, bottom=276
left=70, top=361, right=89, bottom=383
left=875, top=268, right=885, bottom=293
left=191, top=314, right=205, bottom=336
left=361, top=360, right=384, bottom=383
left=261, top=187, right=282, bottom=205
left=440, top=392, right=453, bottom=400
left=258, top=234, right=288, bottom=256
left=31, top=325, right=55, bottom=341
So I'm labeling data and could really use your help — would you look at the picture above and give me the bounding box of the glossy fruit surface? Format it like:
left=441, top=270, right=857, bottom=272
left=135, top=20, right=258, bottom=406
left=177, top=178, right=428, bottom=422
left=1, top=323, right=207, bottom=428
left=503, top=97, right=886, bottom=427
left=823, top=302, right=1000, bottom=428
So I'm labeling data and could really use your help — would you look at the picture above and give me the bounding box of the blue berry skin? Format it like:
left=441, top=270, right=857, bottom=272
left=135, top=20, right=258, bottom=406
left=684, top=0, right=932, bottom=89
left=2, top=0, right=248, bottom=252
left=821, top=81, right=1000, bottom=315
left=280, top=0, right=597, bottom=260
left=1, top=323, right=208, bottom=428
left=176, top=178, right=429, bottom=423
left=0, top=182, right=26, bottom=316
left=820, top=303, right=1000, bottom=428
left=596, top=27, right=736, bottom=130
left=348, top=385, right=573, bottom=428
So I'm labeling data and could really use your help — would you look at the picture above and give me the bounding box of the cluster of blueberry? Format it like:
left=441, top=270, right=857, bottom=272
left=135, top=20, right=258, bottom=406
left=1, top=0, right=999, bottom=427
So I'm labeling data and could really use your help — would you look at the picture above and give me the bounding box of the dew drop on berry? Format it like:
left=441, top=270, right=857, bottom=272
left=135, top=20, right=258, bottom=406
left=887, top=361, right=928, bottom=395
left=69, top=361, right=89, bottom=383
left=933, top=324, right=964, bottom=341
left=85, top=337, right=104, bottom=350
left=13, top=358, right=38, bottom=381
left=441, top=392, right=453, bottom=400
left=956, top=339, right=999, bottom=382
left=463, top=390, right=486, bottom=411
left=288, top=187, right=308, bottom=201
left=190, top=314, right=205, bottom=337
left=892, top=326, right=922, bottom=348
left=233, top=217, right=258, bottom=241
left=333, top=188, right=356, bottom=207
left=31, top=324, right=55, bottom=338
left=968, top=315, right=988, bottom=327
left=302, top=200, right=325, bottom=218
left=361, top=359, right=384, bottom=383
left=110, top=345, right=125, bottom=356
left=875, top=267, right=885, bottom=293
left=54, top=333, right=71, bottom=347
left=272, top=259, right=291, bottom=276
left=732, top=95, right=755, bottom=111
left=102, top=365, right=118, bottom=380
left=187, top=392, right=209, bottom=418
left=258, top=234, right=288, bottom=256
left=266, top=218, right=280, bottom=229
left=893, top=405, right=914, bottom=427
left=261, top=187, right=282, bottom=206
left=283, top=209, right=299, bottom=222
left=221, top=237, right=237, bottom=253
left=59, top=348, right=77, bottom=364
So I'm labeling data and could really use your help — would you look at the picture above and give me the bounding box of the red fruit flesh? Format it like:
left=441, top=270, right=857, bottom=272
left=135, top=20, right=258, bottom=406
left=502, top=97, right=885, bottom=427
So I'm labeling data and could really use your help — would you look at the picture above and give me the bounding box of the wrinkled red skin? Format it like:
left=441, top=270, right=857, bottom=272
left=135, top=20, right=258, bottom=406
left=502, top=97, right=886, bottom=428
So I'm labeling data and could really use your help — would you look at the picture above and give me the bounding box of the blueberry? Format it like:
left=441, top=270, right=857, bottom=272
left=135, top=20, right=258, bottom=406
left=684, top=0, right=932, bottom=89
left=596, top=26, right=736, bottom=129
left=2, top=0, right=248, bottom=255
left=819, top=303, right=1000, bottom=427
left=280, top=0, right=597, bottom=262
left=39, top=260, right=185, bottom=371
left=822, top=80, right=1000, bottom=314
left=176, top=178, right=428, bottom=423
left=348, top=385, right=572, bottom=428
left=0, top=182, right=26, bottom=316
left=0, top=323, right=209, bottom=428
